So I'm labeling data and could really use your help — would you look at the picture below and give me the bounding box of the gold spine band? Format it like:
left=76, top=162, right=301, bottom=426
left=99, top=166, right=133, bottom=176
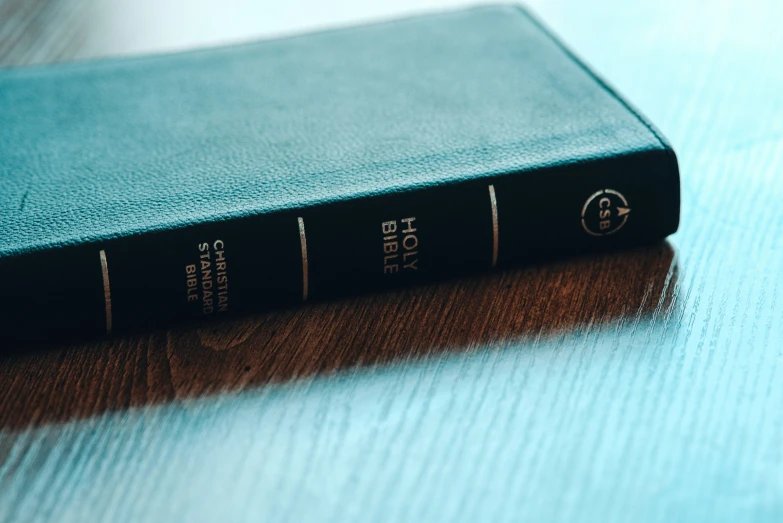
left=99, top=249, right=113, bottom=334
left=488, top=184, right=499, bottom=269
left=298, top=217, right=309, bottom=301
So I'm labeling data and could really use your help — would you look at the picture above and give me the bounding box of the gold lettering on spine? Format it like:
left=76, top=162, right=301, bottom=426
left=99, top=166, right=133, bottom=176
left=382, top=217, right=418, bottom=273
left=99, top=249, right=113, bottom=335
left=214, top=241, right=229, bottom=312
left=185, top=240, right=229, bottom=312
left=298, top=217, right=309, bottom=301
left=488, top=184, right=499, bottom=269
left=186, top=264, right=198, bottom=302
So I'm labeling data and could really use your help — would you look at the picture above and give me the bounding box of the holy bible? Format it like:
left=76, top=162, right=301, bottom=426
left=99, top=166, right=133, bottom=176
left=0, top=5, right=680, bottom=342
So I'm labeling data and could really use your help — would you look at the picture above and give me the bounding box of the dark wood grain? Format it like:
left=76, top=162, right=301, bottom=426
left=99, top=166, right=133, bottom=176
left=0, top=245, right=678, bottom=429
left=1, top=0, right=782, bottom=521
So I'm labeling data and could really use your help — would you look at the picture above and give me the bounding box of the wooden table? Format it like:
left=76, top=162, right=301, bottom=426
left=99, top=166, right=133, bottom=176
left=1, top=0, right=782, bottom=521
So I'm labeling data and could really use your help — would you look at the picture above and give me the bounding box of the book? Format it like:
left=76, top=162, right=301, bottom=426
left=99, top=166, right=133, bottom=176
left=0, top=5, right=680, bottom=343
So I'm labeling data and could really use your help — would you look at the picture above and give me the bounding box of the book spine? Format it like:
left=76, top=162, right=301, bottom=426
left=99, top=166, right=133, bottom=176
left=0, top=148, right=679, bottom=343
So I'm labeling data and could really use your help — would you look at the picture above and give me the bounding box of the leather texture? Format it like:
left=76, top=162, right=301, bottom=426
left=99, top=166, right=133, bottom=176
left=0, top=4, right=676, bottom=258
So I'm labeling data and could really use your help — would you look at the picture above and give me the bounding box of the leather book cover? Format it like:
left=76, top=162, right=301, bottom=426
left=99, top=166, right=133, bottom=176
left=0, top=5, right=680, bottom=341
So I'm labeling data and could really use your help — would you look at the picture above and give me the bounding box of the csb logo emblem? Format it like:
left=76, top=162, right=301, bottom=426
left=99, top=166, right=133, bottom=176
left=581, top=189, right=631, bottom=236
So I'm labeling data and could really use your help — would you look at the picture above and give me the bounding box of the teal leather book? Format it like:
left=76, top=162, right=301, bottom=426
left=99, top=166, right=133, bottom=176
left=0, top=4, right=679, bottom=342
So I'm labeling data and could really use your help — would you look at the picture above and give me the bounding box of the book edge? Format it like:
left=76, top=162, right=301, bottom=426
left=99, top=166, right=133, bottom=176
left=513, top=3, right=681, bottom=235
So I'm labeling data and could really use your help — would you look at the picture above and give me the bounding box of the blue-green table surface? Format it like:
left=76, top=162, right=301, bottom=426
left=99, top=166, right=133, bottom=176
left=0, top=0, right=781, bottom=521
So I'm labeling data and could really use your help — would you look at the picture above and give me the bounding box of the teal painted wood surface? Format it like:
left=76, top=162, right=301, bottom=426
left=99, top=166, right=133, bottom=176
left=1, top=0, right=782, bottom=521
